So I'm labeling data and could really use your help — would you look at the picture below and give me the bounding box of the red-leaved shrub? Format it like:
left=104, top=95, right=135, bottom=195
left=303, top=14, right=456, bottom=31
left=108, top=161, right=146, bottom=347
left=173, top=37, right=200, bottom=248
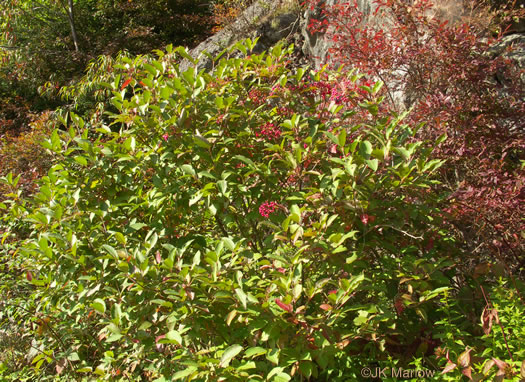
left=308, top=0, right=525, bottom=271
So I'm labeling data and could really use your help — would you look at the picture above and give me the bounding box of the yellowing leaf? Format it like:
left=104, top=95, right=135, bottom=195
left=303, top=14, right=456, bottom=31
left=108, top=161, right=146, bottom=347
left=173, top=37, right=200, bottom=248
left=219, top=344, right=243, bottom=368
left=165, top=330, right=182, bottom=345
left=91, top=298, right=106, bottom=314
left=226, top=310, right=237, bottom=326
left=244, top=347, right=266, bottom=358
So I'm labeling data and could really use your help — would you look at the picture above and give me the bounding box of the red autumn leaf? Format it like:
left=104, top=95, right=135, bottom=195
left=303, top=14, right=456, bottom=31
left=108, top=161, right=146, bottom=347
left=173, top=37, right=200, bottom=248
left=185, top=288, right=195, bottom=300
left=473, top=263, right=491, bottom=279
left=461, top=366, right=472, bottom=380
left=321, top=328, right=332, bottom=342
left=26, top=271, right=32, bottom=281
left=424, top=237, right=434, bottom=251
left=458, top=348, right=472, bottom=368
left=482, top=307, right=499, bottom=335
left=394, top=298, right=404, bottom=315
left=307, top=342, right=318, bottom=350
left=55, top=358, right=66, bottom=375
left=320, top=304, right=333, bottom=311
left=328, top=289, right=337, bottom=295
left=337, top=338, right=351, bottom=349
left=121, top=78, right=132, bottom=90
left=275, top=298, right=293, bottom=313
left=139, top=81, right=147, bottom=87
left=442, top=361, right=457, bottom=374
left=492, top=358, right=508, bottom=372
left=155, top=335, right=165, bottom=352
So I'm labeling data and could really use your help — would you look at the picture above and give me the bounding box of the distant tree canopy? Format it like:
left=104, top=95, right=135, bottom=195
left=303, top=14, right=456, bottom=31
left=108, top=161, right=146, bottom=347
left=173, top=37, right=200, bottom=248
left=2, top=0, right=215, bottom=54
left=0, top=0, right=216, bottom=121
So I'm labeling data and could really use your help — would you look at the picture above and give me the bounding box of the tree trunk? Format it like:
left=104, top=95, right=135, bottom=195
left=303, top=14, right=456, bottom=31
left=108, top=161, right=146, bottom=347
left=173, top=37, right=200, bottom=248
left=66, top=0, right=80, bottom=51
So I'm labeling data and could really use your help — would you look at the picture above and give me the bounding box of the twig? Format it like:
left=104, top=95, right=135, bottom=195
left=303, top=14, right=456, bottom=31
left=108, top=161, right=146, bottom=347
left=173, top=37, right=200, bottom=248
left=376, top=224, right=424, bottom=240
left=0, top=45, right=21, bottom=50
left=215, top=215, right=229, bottom=237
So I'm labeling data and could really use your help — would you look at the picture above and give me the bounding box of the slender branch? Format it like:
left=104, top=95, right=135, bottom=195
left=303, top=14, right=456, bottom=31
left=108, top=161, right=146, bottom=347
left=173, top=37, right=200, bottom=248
left=452, top=200, right=522, bottom=266
left=241, top=195, right=264, bottom=251
left=1, top=302, right=75, bottom=373
left=56, top=0, right=79, bottom=51
left=45, top=323, right=77, bottom=374
left=376, top=224, right=424, bottom=240
left=215, top=215, right=229, bottom=237
left=0, top=45, right=20, bottom=50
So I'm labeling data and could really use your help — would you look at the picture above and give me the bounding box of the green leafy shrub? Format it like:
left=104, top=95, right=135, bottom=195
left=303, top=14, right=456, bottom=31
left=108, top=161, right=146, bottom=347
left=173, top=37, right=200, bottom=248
left=435, top=278, right=525, bottom=381
left=1, top=40, right=511, bottom=381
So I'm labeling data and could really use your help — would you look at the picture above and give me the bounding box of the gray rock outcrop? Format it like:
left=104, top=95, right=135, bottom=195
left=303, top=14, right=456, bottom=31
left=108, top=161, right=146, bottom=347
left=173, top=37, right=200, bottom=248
left=179, top=0, right=301, bottom=72
left=489, top=33, right=525, bottom=73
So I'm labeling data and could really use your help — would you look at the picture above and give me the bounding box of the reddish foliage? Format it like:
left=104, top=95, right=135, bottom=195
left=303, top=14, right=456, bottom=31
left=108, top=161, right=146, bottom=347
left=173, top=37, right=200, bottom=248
left=0, top=111, right=53, bottom=198
left=275, top=298, right=293, bottom=313
left=308, top=0, right=525, bottom=269
left=120, top=78, right=132, bottom=90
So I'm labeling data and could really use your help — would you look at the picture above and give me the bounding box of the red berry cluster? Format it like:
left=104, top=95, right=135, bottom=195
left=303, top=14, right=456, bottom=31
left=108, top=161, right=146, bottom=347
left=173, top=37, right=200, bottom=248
left=248, top=89, right=268, bottom=106
left=259, top=201, right=278, bottom=218
left=255, top=122, right=281, bottom=140
left=216, top=113, right=226, bottom=125
left=276, top=106, right=294, bottom=117
left=309, top=81, right=332, bottom=98
left=287, top=81, right=332, bottom=99
left=330, top=86, right=349, bottom=104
